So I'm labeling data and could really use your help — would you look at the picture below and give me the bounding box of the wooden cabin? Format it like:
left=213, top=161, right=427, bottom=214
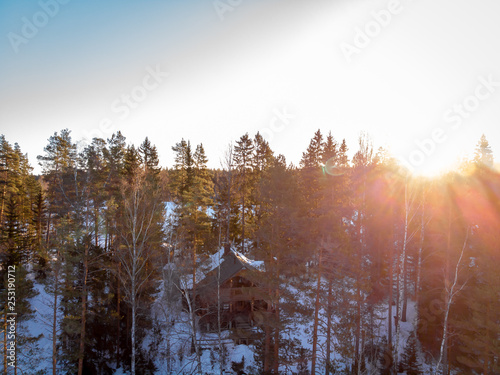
left=191, top=245, right=270, bottom=341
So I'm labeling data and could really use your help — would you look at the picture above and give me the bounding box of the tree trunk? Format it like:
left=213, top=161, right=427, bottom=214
left=388, top=209, right=396, bottom=374
left=402, top=254, right=408, bottom=323
left=217, top=239, right=224, bottom=375
left=116, top=263, right=121, bottom=368
left=442, top=207, right=452, bottom=375
left=400, top=181, right=410, bottom=324
left=264, top=314, right=271, bottom=373
left=394, top=237, right=402, bottom=368
left=226, top=170, right=232, bottom=245
left=191, top=236, right=201, bottom=374
left=46, top=210, right=52, bottom=244
left=241, top=189, right=245, bottom=253
left=273, top=306, right=280, bottom=374
left=273, top=253, right=280, bottom=374
left=355, top=278, right=361, bottom=374
left=483, top=300, right=491, bottom=375
left=415, top=189, right=426, bottom=327
left=167, top=335, right=172, bottom=374
left=325, top=278, right=333, bottom=375
left=435, top=228, right=469, bottom=375
left=105, top=218, right=108, bottom=251
left=388, top=261, right=393, bottom=347
left=184, top=284, right=202, bottom=374
left=0, top=183, right=6, bottom=224
left=131, top=249, right=136, bottom=375
left=78, top=246, right=89, bottom=375
left=311, top=246, right=322, bottom=375
left=52, top=266, right=59, bottom=375
left=126, top=310, right=129, bottom=349
left=94, top=207, right=99, bottom=247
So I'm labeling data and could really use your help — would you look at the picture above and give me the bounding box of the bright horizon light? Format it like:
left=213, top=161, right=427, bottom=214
left=396, top=153, right=463, bottom=177
left=1, top=0, right=500, bottom=174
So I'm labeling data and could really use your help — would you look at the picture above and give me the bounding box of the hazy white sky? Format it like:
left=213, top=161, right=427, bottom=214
left=1, top=0, right=500, bottom=174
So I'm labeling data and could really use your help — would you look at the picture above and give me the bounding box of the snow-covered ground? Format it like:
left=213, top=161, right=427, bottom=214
left=22, top=281, right=62, bottom=374
left=18, top=262, right=435, bottom=375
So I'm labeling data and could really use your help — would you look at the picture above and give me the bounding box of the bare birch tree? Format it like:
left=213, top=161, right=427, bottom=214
left=434, top=227, right=470, bottom=375
left=115, top=170, right=163, bottom=375
left=394, top=176, right=420, bottom=368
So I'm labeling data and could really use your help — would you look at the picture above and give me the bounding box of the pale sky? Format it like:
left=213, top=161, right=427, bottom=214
left=1, top=0, right=500, bottom=175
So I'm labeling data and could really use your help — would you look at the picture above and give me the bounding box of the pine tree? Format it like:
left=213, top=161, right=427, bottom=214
left=170, top=139, right=193, bottom=202
left=233, top=133, right=254, bottom=253
left=0, top=135, right=10, bottom=226
left=251, top=133, right=274, bottom=233
left=473, top=134, right=494, bottom=168
left=348, top=133, right=377, bottom=373
left=400, top=332, right=421, bottom=375
left=1, top=137, right=42, bottom=257
left=213, top=144, right=238, bottom=246
left=0, top=137, right=42, bottom=374
left=103, top=131, right=126, bottom=251
left=299, top=130, right=325, bottom=375
left=452, top=174, right=500, bottom=374
left=322, top=131, right=337, bottom=164
left=123, top=145, right=142, bottom=182
left=378, top=336, right=394, bottom=375
left=254, top=156, right=304, bottom=374
left=38, top=130, right=93, bottom=374
left=299, top=129, right=327, bottom=219
left=190, top=143, right=214, bottom=254
left=300, top=130, right=323, bottom=169
left=32, top=188, right=47, bottom=274
left=83, top=137, right=108, bottom=247
left=338, top=139, right=349, bottom=167
left=170, top=140, right=215, bottom=374
left=139, top=137, right=160, bottom=183
left=317, top=133, right=351, bottom=374
left=253, top=132, right=274, bottom=173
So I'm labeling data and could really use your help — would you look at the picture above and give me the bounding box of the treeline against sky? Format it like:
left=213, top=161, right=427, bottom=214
left=0, top=129, right=499, bottom=374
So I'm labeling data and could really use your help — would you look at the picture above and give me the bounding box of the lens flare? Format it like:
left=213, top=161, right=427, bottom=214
left=324, top=157, right=344, bottom=176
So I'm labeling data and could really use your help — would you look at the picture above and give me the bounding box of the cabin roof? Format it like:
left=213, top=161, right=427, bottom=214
left=195, top=250, right=261, bottom=292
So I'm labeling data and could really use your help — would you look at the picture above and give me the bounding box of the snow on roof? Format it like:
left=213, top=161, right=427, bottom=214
left=204, top=246, right=264, bottom=275
left=232, top=250, right=264, bottom=270
left=179, top=246, right=264, bottom=290
left=178, top=247, right=228, bottom=290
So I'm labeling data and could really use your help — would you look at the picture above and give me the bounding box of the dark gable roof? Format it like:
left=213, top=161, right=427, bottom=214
left=196, top=250, right=260, bottom=292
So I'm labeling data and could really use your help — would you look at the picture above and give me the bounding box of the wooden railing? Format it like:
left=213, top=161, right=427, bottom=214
left=216, top=287, right=269, bottom=302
